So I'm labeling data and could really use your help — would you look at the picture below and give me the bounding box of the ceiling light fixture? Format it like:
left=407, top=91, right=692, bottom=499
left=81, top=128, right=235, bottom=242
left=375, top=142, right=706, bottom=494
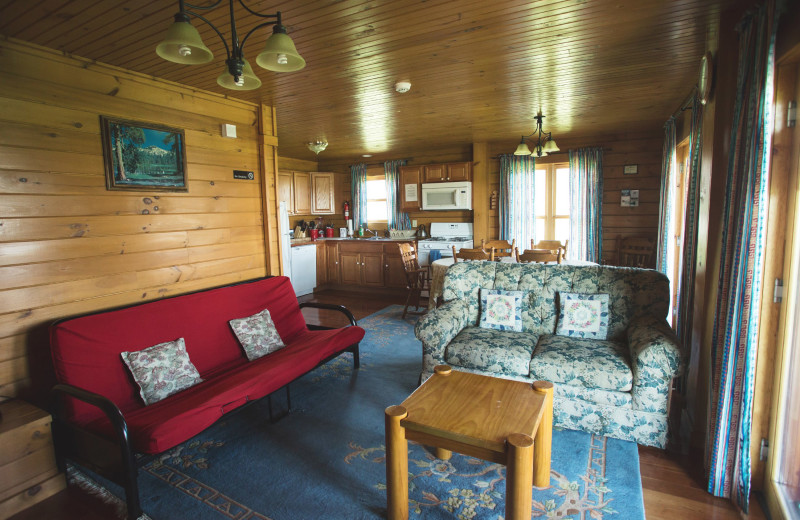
left=513, top=112, right=559, bottom=157
left=156, top=0, right=305, bottom=92
left=307, top=140, right=328, bottom=155
left=395, top=81, right=411, bottom=93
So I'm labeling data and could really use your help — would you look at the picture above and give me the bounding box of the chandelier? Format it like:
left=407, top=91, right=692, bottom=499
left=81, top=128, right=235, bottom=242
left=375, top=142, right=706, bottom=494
left=513, top=112, right=560, bottom=157
left=307, top=140, right=328, bottom=155
left=156, top=0, right=305, bottom=91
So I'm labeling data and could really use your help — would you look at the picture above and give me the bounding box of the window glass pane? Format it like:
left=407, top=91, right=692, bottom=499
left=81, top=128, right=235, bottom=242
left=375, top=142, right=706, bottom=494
left=367, top=201, right=388, bottom=221
left=536, top=218, right=546, bottom=242
left=535, top=169, right=547, bottom=217
left=555, top=167, right=570, bottom=215
left=366, top=179, right=387, bottom=199
left=554, top=217, right=570, bottom=243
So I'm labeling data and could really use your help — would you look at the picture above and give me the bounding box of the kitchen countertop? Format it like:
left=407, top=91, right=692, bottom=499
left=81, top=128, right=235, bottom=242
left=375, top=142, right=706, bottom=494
left=290, top=237, right=418, bottom=246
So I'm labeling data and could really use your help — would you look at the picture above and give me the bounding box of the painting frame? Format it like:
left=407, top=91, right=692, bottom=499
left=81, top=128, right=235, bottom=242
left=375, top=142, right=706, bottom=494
left=100, top=116, right=188, bottom=192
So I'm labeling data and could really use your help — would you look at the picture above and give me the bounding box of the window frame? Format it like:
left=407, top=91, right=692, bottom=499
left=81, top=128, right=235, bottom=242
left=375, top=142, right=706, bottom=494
left=365, top=166, right=388, bottom=224
left=534, top=162, right=570, bottom=241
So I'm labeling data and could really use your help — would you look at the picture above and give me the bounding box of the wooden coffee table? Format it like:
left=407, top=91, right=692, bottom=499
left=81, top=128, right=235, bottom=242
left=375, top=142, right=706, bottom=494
left=385, top=365, right=553, bottom=520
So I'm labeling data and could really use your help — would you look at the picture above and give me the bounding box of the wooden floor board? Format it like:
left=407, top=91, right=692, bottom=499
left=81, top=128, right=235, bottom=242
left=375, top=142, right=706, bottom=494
left=11, top=288, right=765, bottom=520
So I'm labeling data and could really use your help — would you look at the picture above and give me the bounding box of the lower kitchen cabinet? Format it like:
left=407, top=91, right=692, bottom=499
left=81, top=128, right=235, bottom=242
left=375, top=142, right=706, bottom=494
left=316, top=241, right=327, bottom=286
left=383, top=242, right=409, bottom=288
left=318, top=240, right=413, bottom=291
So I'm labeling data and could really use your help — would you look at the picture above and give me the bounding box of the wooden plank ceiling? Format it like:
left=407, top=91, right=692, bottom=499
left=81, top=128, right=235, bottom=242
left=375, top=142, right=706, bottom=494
left=0, top=0, right=723, bottom=161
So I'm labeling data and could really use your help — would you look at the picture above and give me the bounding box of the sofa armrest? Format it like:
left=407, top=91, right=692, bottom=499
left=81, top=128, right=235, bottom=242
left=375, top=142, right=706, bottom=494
left=50, top=384, right=142, bottom=520
left=627, top=315, right=682, bottom=413
left=414, top=299, right=470, bottom=363
left=299, top=302, right=358, bottom=328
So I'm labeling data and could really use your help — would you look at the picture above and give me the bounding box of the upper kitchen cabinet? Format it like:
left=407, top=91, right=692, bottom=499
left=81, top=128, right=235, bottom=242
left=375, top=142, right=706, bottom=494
left=310, top=172, right=336, bottom=214
left=399, top=166, right=421, bottom=211
left=293, top=172, right=311, bottom=215
left=422, top=164, right=446, bottom=183
left=278, top=172, right=294, bottom=213
left=446, top=162, right=472, bottom=182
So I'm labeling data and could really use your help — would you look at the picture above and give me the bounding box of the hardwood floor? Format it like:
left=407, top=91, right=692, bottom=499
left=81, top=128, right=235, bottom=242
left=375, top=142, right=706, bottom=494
left=11, top=288, right=766, bottom=520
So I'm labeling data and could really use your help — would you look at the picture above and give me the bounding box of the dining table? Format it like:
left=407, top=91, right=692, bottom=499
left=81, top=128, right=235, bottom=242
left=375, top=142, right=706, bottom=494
left=427, top=256, right=598, bottom=310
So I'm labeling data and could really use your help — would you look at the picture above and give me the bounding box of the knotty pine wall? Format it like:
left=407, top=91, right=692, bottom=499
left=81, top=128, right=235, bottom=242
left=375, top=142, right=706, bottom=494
left=0, top=39, right=278, bottom=403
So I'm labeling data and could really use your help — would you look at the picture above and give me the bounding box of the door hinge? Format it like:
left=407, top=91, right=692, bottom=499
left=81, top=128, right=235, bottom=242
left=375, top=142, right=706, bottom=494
left=788, top=100, right=797, bottom=128
left=760, top=438, right=769, bottom=461
left=774, top=278, right=784, bottom=303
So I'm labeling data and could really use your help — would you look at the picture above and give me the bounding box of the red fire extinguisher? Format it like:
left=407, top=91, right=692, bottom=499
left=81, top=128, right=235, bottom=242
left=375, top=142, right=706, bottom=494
left=343, top=201, right=350, bottom=220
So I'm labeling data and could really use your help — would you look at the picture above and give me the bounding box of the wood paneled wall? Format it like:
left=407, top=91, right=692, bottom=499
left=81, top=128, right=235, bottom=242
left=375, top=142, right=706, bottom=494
left=0, top=39, right=276, bottom=403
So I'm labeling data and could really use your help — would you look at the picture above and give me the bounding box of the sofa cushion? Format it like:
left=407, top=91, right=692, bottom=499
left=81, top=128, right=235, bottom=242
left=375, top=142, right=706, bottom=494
left=530, top=335, right=633, bottom=391
left=121, top=338, right=203, bottom=405
left=445, top=326, right=538, bottom=377
left=479, top=289, right=524, bottom=332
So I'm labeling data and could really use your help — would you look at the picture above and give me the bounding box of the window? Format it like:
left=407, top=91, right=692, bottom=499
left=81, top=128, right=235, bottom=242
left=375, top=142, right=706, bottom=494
left=366, top=171, right=388, bottom=223
left=534, top=163, right=571, bottom=242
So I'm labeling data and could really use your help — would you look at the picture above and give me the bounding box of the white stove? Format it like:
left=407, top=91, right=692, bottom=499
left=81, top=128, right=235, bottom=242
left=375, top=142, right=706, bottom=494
left=417, top=222, right=474, bottom=265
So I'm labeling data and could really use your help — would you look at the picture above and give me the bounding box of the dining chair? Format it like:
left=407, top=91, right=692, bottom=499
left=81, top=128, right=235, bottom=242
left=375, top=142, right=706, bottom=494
left=617, top=236, right=656, bottom=268
left=532, top=239, right=568, bottom=257
left=452, top=246, right=492, bottom=262
left=515, top=247, right=562, bottom=264
left=481, top=239, right=515, bottom=260
left=397, top=243, right=431, bottom=318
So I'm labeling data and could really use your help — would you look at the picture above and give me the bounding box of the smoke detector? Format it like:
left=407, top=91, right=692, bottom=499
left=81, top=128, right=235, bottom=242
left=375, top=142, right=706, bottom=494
left=395, top=81, right=411, bottom=93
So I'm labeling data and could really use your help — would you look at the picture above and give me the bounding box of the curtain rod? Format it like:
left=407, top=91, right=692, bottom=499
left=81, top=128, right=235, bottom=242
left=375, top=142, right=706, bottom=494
left=670, top=87, right=698, bottom=119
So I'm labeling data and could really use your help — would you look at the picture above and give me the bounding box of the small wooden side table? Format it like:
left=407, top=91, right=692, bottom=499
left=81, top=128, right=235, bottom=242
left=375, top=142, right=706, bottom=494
left=385, top=365, right=554, bottom=520
left=0, top=400, right=66, bottom=519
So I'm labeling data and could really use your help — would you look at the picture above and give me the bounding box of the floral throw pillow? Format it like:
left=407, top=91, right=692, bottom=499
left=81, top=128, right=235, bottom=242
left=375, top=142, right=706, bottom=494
left=556, top=292, right=610, bottom=340
left=479, top=289, right=524, bottom=332
left=121, top=338, right=203, bottom=406
left=229, top=308, right=285, bottom=361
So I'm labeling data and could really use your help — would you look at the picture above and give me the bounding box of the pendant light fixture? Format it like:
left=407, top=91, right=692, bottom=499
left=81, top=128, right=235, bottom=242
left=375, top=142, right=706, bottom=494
left=307, top=140, right=328, bottom=155
left=513, top=112, right=559, bottom=157
left=156, top=0, right=305, bottom=92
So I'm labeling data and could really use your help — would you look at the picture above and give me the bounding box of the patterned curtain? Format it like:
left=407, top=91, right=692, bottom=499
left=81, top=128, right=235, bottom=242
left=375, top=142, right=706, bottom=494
left=349, top=163, right=368, bottom=229
left=498, top=154, right=536, bottom=249
left=675, top=93, right=704, bottom=393
left=706, top=2, right=776, bottom=512
left=657, top=117, right=677, bottom=275
left=384, top=159, right=411, bottom=229
left=568, top=147, right=604, bottom=262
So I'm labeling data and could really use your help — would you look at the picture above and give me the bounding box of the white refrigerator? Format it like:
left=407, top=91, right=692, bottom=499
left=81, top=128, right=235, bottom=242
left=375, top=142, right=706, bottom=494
left=278, top=202, right=317, bottom=297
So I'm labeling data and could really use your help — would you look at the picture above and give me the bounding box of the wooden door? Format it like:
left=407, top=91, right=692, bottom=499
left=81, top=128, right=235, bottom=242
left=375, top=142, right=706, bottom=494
left=326, top=242, right=339, bottom=284
left=311, top=172, right=335, bottom=214
left=293, top=172, right=311, bottom=214
left=423, top=164, right=446, bottom=183
left=278, top=172, right=294, bottom=214
left=400, top=166, right=421, bottom=211
left=339, top=251, right=361, bottom=285
left=447, top=162, right=472, bottom=182
left=316, top=241, right=327, bottom=286
left=361, top=250, right=384, bottom=287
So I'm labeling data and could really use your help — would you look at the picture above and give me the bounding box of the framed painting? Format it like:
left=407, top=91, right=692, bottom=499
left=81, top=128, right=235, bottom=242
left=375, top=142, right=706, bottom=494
left=100, top=116, right=188, bottom=192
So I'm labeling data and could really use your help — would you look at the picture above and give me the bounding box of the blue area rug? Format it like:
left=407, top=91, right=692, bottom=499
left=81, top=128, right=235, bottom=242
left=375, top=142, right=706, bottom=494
left=72, top=305, right=645, bottom=519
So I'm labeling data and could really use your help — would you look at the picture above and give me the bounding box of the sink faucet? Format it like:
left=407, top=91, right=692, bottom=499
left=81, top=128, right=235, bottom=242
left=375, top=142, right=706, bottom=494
left=364, top=228, right=379, bottom=238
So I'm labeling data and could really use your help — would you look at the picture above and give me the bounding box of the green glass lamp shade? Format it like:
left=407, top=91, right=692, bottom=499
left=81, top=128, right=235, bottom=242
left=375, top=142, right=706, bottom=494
left=156, top=21, right=213, bottom=64
left=256, top=31, right=305, bottom=72
left=217, top=59, right=262, bottom=90
left=542, top=139, right=560, bottom=154
left=514, top=141, right=532, bottom=156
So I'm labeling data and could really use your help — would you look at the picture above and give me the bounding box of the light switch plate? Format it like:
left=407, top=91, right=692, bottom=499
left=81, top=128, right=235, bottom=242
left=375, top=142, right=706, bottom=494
left=222, top=124, right=237, bottom=138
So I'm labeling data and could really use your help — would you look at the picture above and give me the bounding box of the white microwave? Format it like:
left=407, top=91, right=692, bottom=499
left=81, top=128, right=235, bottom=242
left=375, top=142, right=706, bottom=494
left=421, top=182, right=472, bottom=211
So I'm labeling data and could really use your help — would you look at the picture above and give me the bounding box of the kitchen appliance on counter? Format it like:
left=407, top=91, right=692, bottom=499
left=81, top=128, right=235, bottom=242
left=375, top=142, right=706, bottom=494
left=421, top=181, right=472, bottom=211
left=416, top=222, right=474, bottom=266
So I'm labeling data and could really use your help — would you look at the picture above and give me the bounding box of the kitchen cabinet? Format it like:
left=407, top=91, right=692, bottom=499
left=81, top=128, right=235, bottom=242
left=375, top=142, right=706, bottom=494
left=293, top=172, right=311, bottom=214
left=316, top=241, right=327, bottom=286
left=383, top=242, right=409, bottom=288
left=277, top=172, right=294, bottom=213
left=339, top=246, right=383, bottom=287
left=310, top=172, right=335, bottom=214
left=326, top=241, right=339, bottom=284
left=407, top=161, right=473, bottom=188
left=446, top=162, right=472, bottom=182
left=399, top=166, right=421, bottom=211
left=422, top=164, right=447, bottom=183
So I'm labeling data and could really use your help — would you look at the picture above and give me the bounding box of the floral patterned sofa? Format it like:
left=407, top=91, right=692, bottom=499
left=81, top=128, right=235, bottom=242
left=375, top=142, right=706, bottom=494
left=414, top=261, right=682, bottom=448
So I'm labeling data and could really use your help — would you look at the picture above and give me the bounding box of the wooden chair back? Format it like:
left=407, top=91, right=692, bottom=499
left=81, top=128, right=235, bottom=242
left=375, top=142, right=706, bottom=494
left=515, top=247, right=562, bottom=264
left=397, top=243, right=430, bottom=318
left=452, top=246, right=492, bottom=262
left=617, top=236, right=656, bottom=268
left=481, top=239, right=516, bottom=260
left=532, top=239, right=569, bottom=257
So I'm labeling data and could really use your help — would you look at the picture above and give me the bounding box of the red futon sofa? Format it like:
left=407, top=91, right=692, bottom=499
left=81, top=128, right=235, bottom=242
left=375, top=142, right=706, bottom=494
left=49, top=276, right=364, bottom=519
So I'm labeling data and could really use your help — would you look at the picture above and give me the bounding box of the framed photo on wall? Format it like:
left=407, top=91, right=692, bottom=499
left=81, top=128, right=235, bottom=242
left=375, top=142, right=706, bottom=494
left=100, top=116, right=188, bottom=192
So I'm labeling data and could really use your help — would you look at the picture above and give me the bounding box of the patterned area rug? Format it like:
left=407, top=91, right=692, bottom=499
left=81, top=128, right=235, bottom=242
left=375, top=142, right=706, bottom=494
left=72, top=305, right=645, bottom=519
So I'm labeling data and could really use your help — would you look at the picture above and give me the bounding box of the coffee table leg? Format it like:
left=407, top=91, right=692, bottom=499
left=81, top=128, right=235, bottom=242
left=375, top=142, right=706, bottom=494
left=434, top=447, right=452, bottom=460
left=385, top=405, right=409, bottom=520
left=532, top=381, right=554, bottom=488
left=506, top=432, right=534, bottom=520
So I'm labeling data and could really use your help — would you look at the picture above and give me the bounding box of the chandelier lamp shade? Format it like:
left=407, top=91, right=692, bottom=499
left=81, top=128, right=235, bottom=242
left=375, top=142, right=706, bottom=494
left=513, top=112, right=560, bottom=157
left=156, top=0, right=305, bottom=91
left=307, top=140, right=328, bottom=155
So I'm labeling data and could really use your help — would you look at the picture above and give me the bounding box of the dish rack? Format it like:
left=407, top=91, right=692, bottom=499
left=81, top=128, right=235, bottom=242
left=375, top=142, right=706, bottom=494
left=389, top=229, right=417, bottom=239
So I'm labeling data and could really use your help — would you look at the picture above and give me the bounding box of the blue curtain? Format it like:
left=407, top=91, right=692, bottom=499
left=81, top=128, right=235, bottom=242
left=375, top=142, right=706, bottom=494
left=707, top=2, right=776, bottom=512
left=384, top=159, right=412, bottom=229
left=657, top=117, right=677, bottom=275
left=350, top=163, right=368, bottom=229
left=568, top=147, right=603, bottom=262
left=498, top=154, right=536, bottom=249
